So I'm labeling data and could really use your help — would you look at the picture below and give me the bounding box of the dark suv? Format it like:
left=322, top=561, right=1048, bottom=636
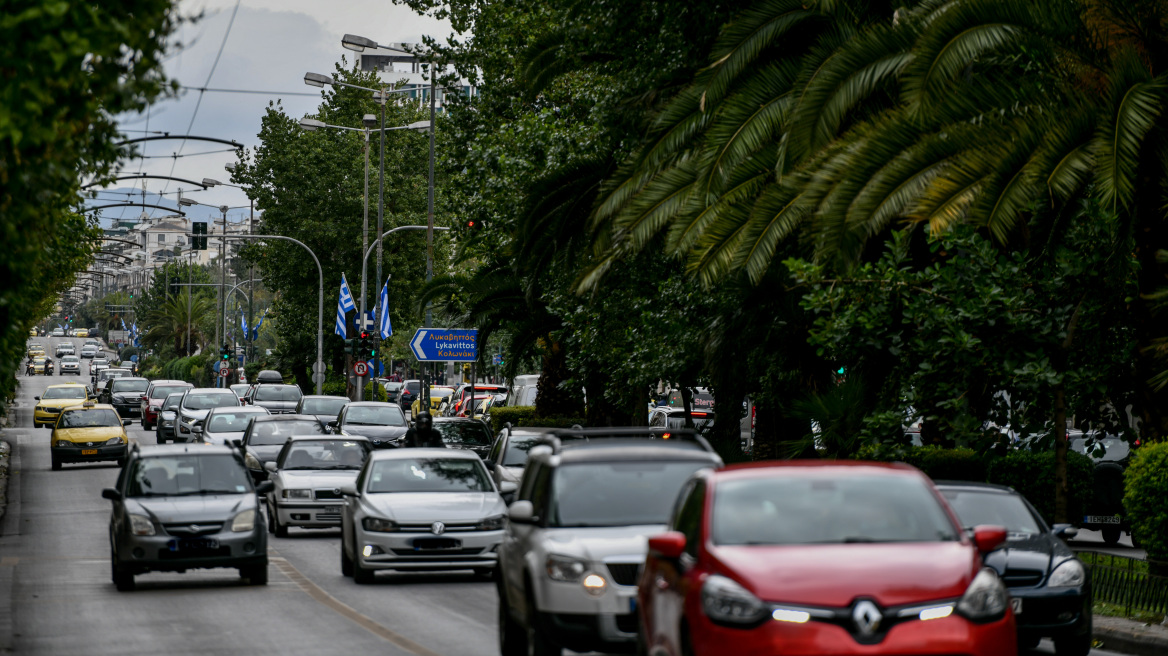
left=102, top=443, right=273, bottom=591
left=105, top=377, right=150, bottom=417
left=245, top=384, right=303, bottom=414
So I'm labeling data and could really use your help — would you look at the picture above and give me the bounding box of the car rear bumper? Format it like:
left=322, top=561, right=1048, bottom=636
left=682, top=611, right=1017, bottom=656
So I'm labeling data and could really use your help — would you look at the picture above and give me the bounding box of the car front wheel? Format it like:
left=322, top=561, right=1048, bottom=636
left=111, top=551, right=135, bottom=592
left=352, top=554, right=375, bottom=584
left=498, top=579, right=527, bottom=656
left=240, top=563, right=268, bottom=585
left=1054, top=633, right=1091, bottom=656
left=526, top=587, right=561, bottom=656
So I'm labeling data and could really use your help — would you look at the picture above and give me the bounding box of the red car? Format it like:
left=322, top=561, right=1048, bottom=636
left=639, top=461, right=1017, bottom=656
left=138, top=380, right=192, bottom=430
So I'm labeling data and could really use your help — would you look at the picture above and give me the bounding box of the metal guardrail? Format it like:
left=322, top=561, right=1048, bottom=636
left=1079, top=551, right=1168, bottom=617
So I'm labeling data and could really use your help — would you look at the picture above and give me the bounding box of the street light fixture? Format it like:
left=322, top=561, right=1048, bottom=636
left=304, top=72, right=333, bottom=87
left=298, top=118, right=326, bottom=131
left=201, top=178, right=223, bottom=187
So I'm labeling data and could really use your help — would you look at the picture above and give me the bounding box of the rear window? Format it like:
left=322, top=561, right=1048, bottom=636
left=711, top=474, right=959, bottom=546
left=255, top=386, right=303, bottom=402
left=248, top=419, right=327, bottom=446
left=151, top=385, right=188, bottom=400
left=549, top=460, right=711, bottom=528
left=183, top=392, right=239, bottom=410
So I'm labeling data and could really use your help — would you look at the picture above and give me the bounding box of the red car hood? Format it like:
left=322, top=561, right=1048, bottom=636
left=713, top=542, right=976, bottom=608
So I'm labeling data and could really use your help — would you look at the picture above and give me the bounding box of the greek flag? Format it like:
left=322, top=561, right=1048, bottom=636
left=120, top=317, right=127, bottom=331
left=378, top=279, right=392, bottom=339
left=241, top=312, right=248, bottom=335
left=252, top=314, right=264, bottom=341
left=335, top=274, right=356, bottom=337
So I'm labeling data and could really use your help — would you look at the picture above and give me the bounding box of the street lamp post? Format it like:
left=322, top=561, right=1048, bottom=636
left=299, top=81, right=429, bottom=400
left=192, top=232, right=326, bottom=394
left=339, top=34, right=442, bottom=397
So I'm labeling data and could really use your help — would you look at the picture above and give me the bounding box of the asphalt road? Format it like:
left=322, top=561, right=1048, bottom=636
left=0, top=335, right=1137, bottom=656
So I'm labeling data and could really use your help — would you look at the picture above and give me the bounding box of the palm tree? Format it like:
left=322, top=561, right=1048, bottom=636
left=144, top=291, right=212, bottom=355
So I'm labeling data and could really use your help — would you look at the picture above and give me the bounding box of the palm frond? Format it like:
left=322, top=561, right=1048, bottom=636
left=1092, top=50, right=1165, bottom=211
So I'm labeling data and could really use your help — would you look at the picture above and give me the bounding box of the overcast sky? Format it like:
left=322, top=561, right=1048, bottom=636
left=100, top=0, right=454, bottom=224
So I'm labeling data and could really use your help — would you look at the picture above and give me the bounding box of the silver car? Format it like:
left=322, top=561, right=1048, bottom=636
left=201, top=406, right=270, bottom=445
left=264, top=435, right=371, bottom=536
left=58, top=355, right=81, bottom=376
left=178, top=388, right=241, bottom=441
left=496, top=431, right=722, bottom=655
left=340, top=448, right=510, bottom=583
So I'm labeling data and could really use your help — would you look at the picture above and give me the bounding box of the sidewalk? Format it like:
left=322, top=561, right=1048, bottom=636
left=0, top=440, right=9, bottom=523
left=1094, top=614, right=1168, bottom=656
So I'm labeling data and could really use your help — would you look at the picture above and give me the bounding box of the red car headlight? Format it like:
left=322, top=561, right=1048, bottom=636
left=701, top=574, right=769, bottom=627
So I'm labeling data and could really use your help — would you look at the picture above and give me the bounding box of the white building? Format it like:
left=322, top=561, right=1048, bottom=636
left=356, top=44, right=477, bottom=109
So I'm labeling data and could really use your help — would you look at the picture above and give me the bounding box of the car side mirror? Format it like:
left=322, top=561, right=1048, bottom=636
left=972, top=525, right=1008, bottom=554
left=483, top=459, right=497, bottom=472
left=648, top=531, right=687, bottom=560
left=231, top=439, right=243, bottom=448
left=34, top=396, right=40, bottom=400
left=340, top=484, right=358, bottom=497
left=499, top=480, right=517, bottom=495
left=263, top=461, right=277, bottom=473
left=508, top=500, right=536, bottom=524
left=101, top=488, right=122, bottom=501
left=123, top=419, right=132, bottom=426
left=254, top=480, right=274, bottom=494
left=1052, top=524, right=1079, bottom=540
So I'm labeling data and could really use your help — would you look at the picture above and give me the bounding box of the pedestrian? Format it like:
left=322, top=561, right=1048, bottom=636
left=402, top=412, right=446, bottom=449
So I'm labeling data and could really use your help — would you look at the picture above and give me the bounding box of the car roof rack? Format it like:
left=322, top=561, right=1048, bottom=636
left=536, top=427, right=715, bottom=455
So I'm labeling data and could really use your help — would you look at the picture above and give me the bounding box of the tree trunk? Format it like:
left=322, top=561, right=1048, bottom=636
left=680, top=386, right=694, bottom=429
left=534, top=336, right=582, bottom=418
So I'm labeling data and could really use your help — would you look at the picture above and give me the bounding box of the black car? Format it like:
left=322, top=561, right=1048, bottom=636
left=239, top=414, right=329, bottom=482
left=245, top=383, right=303, bottom=415
left=330, top=402, right=408, bottom=448
left=937, top=482, right=1092, bottom=656
left=102, top=443, right=273, bottom=591
left=1071, top=433, right=1135, bottom=545
left=431, top=417, right=494, bottom=458
left=397, top=379, right=421, bottom=411
left=106, top=377, right=150, bottom=417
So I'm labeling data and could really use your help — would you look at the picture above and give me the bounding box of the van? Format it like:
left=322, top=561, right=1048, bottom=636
left=509, top=374, right=539, bottom=408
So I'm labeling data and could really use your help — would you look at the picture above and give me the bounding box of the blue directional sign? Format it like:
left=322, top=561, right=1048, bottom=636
left=409, top=328, right=478, bottom=362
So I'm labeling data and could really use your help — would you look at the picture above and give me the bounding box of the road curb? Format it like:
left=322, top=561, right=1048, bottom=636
left=1094, top=615, right=1168, bottom=656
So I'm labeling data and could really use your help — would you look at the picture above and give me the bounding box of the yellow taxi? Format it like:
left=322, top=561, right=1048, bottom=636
left=34, top=382, right=92, bottom=428
left=27, top=344, right=45, bottom=358
left=50, top=401, right=131, bottom=470
left=412, top=386, right=455, bottom=417
left=31, top=357, right=48, bottom=375
left=29, top=328, right=37, bottom=337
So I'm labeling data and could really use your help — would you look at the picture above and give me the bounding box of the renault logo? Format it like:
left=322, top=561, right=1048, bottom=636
left=431, top=522, right=445, bottom=535
left=852, top=600, right=882, bottom=635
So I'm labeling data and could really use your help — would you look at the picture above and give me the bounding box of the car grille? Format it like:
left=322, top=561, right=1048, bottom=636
left=164, top=522, right=224, bottom=536
left=396, top=522, right=481, bottom=533
left=42, top=407, right=62, bottom=414
left=606, top=563, right=642, bottom=587
left=389, top=547, right=487, bottom=557
left=314, top=489, right=342, bottom=500
left=158, top=546, right=230, bottom=559
left=1002, top=569, right=1045, bottom=588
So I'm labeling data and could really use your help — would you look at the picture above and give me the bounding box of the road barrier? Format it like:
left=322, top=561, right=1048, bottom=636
left=1080, top=551, right=1168, bottom=617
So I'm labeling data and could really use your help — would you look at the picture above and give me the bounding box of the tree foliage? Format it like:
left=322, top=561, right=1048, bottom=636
left=1, top=0, right=175, bottom=409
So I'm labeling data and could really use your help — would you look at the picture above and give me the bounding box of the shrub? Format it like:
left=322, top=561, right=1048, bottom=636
left=1124, top=442, right=1168, bottom=562
left=853, top=445, right=987, bottom=481
left=488, top=407, right=586, bottom=433
left=986, top=450, right=1094, bottom=526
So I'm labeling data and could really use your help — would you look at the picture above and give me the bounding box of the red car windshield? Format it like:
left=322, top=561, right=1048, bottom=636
left=711, top=474, right=959, bottom=546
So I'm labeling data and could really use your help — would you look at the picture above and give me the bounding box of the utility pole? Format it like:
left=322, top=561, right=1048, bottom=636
left=423, top=58, right=438, bottom=410
left=215, top=206, right=227, bottom=387
left=373, top=86, right=387, bottom=403
left=247, top=198, right=255, bottom=370
left=357, top=123, right=371, bottom=401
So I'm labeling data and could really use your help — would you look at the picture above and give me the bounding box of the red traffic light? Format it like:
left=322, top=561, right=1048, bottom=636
left=359, top=331, right=371, bottom=340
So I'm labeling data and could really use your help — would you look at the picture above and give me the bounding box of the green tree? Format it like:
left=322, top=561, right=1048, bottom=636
left=143, top=292, right=214, bottom=356
left=0, top=0, right=176, bottom=410
left=230, top=63, right=440, bottom=390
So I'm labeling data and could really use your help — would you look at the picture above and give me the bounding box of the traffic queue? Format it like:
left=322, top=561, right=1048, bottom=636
left=24, top=335, right=1092, bottom=656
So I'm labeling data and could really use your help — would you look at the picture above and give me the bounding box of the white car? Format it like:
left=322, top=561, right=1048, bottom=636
left=496, top=431, right=723, bottom=655
left=58, top=355, right=81, bottom=375
left=51, top=328, right=64, bottom=337
left=265, top=435, right=371, bottom=537
left=80, top=345, right=97, bottom=359
left=177, top=388, right=241, bottom=442
left=340, top=448, right=509, bottom=583
left=201, top=406, right=270, bottom=445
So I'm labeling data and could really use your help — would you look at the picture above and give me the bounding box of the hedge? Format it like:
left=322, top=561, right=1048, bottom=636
left=1125, top=442, right=1168, bottom=562
left=488, top=406, right=586, bottom=433
left=855, top=445, right=1093, bottom=526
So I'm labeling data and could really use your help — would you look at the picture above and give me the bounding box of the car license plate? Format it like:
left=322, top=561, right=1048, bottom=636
left=1010, top=597, right=1023, bottom=615
left=629, top=597, right=637, bottom=613
left=168, top=538, right=220, bottom=552
left=412, top=537, right=460, bottom=551
left=81, top=449, right=98, bottom=455
left=1084, top=515, right=1122, bottom=524
left=319, top=506, right=341, bottom=515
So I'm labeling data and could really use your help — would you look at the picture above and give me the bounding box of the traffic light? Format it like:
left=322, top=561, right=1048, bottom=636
left=344, top=338, right=357, bottom=355
left=358, top=331, right=372, bottom=359
left=465, top=219, right=484, bottom=231
left=220, top=344, right=231, bottom=360
left=192, top=222, right=208, bottom=250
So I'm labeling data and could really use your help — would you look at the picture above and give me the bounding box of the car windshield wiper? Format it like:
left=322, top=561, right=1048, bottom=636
left=282, top=466, right=320, bottom=470
left=321, top=464, right=361, bottom=470
left=170, top=489, right=241, bottom=496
